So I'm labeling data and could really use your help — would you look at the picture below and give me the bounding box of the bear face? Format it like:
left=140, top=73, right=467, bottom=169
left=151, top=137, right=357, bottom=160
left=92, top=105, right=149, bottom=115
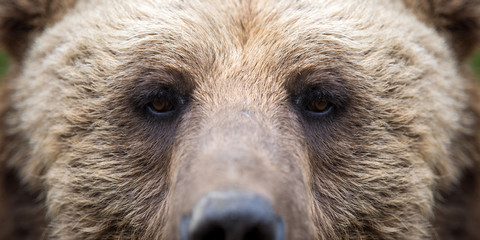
left=0, top=0, right=479, bottom=240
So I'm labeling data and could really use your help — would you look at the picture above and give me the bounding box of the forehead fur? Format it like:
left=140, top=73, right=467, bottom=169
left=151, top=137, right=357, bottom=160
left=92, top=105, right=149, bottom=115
left=26, top=0, right=463, bottom=120
left=27, top=0, right=459, bottom=102
left=31, top=0, right=440, bottom=74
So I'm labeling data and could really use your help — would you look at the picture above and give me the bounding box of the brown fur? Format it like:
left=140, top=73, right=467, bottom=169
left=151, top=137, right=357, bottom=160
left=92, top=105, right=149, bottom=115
left=0, top=0, right=479, bottom=239
left=0, top=77, right=47, bottom=239
left=403, top=0, right=480, bottom=60
left=0, top=0, right=78, bottom=60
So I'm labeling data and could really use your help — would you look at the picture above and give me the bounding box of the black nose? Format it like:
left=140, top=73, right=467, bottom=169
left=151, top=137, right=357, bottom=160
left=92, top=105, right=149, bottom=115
left=180, top=191, right=284, bottom=240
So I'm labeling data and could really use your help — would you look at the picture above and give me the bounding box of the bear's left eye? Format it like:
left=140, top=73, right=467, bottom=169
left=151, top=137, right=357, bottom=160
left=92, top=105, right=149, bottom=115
left=146, top=89, right=185, bottom=116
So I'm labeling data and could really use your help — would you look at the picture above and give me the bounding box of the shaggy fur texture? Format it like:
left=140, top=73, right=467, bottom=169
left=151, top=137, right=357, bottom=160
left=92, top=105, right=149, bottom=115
left=0, top=0, right=479, bottom=239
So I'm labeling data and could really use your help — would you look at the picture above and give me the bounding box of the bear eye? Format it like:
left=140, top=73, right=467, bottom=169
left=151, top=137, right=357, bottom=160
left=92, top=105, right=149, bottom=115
left=149, top=97, right=174, bottom=113
left=297, top=90, right=334, bottom=116
left=307, top=96, right=332, bottom=114
left=145, top=89, right=185, bottom=116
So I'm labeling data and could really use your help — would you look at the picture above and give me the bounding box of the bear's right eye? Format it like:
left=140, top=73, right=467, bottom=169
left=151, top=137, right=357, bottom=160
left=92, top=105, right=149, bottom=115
left=306, top=95, right=333, bottom=115
left=149, top=96, right=174, bottom=113
left=294, top=89, right=336, bottom=118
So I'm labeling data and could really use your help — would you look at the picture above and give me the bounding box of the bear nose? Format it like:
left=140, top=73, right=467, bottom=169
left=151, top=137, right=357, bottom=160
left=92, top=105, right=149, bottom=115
left=180, top=191, right=284, bottom=240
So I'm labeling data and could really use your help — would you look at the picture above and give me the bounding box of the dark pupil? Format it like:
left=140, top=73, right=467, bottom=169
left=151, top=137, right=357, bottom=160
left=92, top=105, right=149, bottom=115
left=151, top=97, right=173, bottom=112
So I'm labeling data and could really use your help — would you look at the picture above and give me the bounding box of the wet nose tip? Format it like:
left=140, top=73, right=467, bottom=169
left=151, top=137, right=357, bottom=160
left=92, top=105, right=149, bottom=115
left=180, top=191, right=284, bottom=240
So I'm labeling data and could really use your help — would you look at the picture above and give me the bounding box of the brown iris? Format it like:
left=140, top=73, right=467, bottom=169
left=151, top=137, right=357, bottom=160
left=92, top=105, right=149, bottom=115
left=307, top=96, right=331, bottom=113
left=150, top=97, right=174, bottom=113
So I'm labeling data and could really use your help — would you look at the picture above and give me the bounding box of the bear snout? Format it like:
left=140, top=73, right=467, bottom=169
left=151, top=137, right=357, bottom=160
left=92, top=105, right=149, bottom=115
left=180, top=191, right=284, bottom=240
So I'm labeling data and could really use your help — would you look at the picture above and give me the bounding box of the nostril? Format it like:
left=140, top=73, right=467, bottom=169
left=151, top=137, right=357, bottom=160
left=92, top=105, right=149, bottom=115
left=198, top=225, right=225, bottom=240
left=180, top=191, right=284, bottom=240
left=194, top=221, right=273, bottom=240
left=244, top=226, right=270, bottom=240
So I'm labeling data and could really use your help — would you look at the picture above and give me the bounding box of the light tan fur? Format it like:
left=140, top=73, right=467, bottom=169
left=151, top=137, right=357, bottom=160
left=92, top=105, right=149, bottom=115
left=0, top=0, right=479, bottom=239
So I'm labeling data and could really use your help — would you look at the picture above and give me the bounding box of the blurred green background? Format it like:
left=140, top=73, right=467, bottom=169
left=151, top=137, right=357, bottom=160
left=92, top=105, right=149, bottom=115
left=0, top=50, right=480, bottom=80
left=0, top=51, right=8, bottom=77
left=473, top=51, right=480, bottom=78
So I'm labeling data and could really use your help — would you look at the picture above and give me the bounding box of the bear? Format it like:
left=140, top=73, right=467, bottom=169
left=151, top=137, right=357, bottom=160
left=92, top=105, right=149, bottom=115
left=0, top=0, right=480, bottom=239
